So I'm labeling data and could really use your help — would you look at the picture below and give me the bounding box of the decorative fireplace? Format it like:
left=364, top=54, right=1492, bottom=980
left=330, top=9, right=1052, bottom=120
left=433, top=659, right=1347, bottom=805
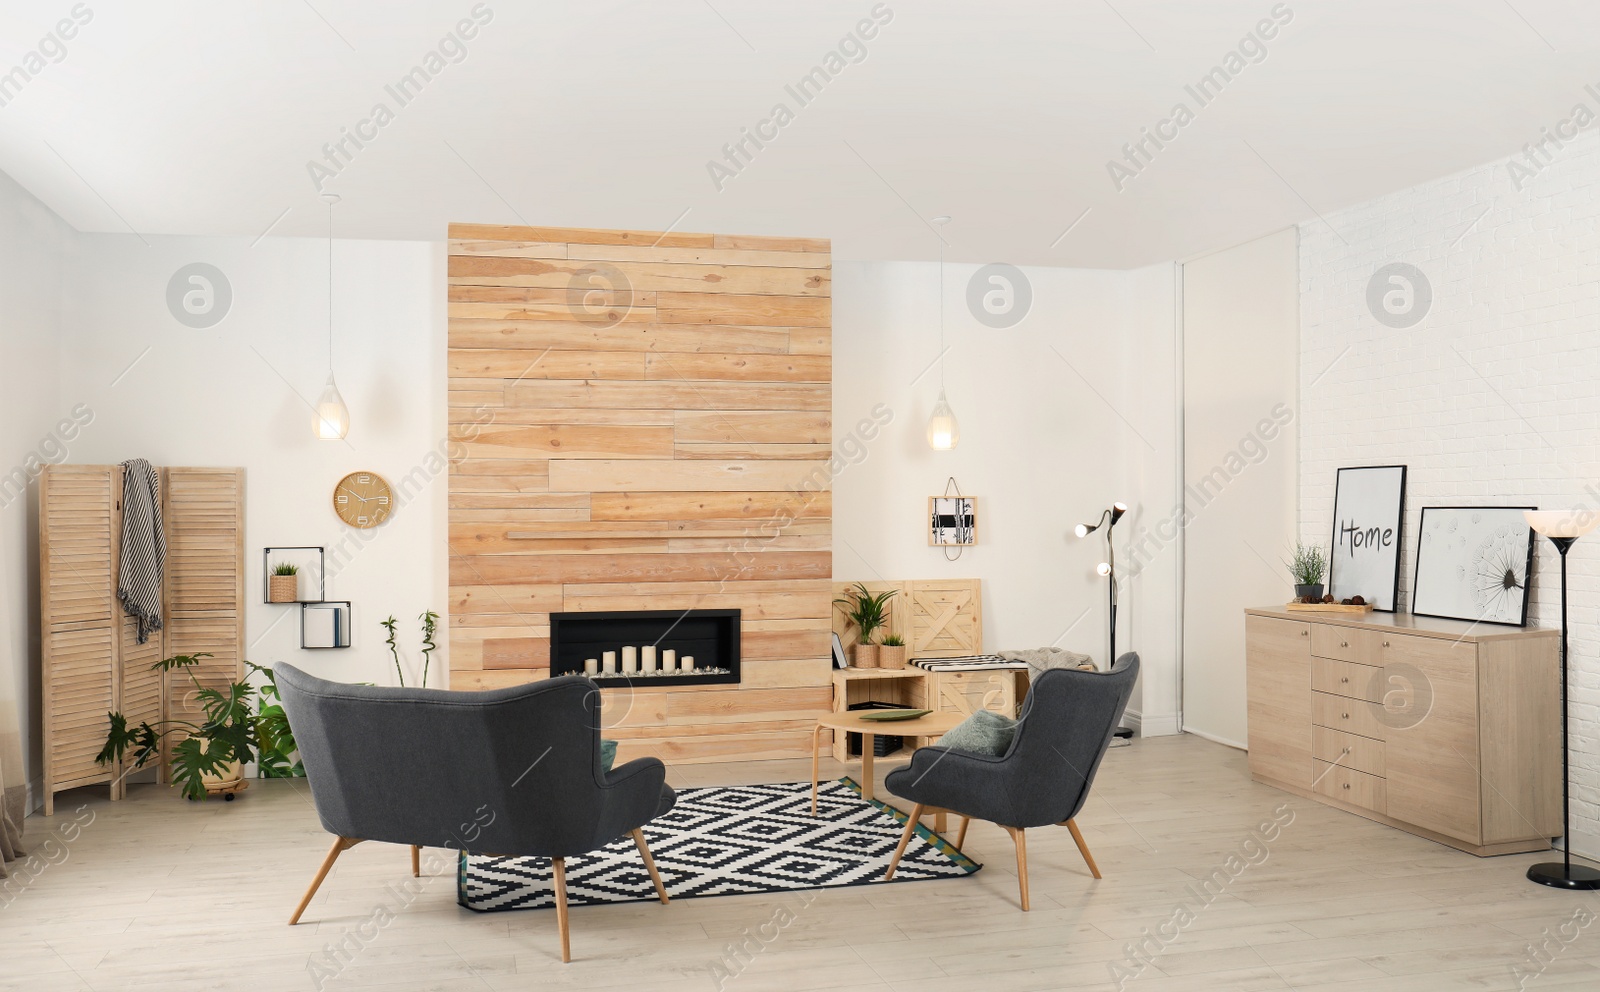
left=548, top=609, right=740, bottom=687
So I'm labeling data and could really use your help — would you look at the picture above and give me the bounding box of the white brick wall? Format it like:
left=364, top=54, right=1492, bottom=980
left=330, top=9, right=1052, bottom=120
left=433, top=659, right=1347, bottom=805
left=1300, top=128, right=1600, bottom=857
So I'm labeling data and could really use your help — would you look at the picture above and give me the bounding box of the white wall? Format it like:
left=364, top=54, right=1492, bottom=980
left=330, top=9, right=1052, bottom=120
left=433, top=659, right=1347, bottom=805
left=8, top=197, right=1189, bottom=812
left=1180, top=229, right=1299, bottom=748
left=831, top=260, right=1181, bottom=732
left=1300, top=129, right=1600, bottom=857
left=0, top=169, right=73, bottom=802
left=60, top=233, right=449, bottom=695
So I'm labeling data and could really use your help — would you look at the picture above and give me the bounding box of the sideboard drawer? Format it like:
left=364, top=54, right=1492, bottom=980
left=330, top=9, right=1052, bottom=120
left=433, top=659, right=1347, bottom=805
left=1314, top=759, right=1387, bottom=815
left=1313, top=724, right=1385, bottom=778
left=1376, top=632, right=1476, bottom=669
left=1312, top=690, right=1386, bottom=741
left=1310, top=624, right=1372, bottom=662
left=1311, top=657, right=1383, bottom=703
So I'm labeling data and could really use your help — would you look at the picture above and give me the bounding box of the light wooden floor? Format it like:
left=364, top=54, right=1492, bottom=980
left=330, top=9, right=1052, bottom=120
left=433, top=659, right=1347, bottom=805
left=7, top=734, right=1600, bottom=992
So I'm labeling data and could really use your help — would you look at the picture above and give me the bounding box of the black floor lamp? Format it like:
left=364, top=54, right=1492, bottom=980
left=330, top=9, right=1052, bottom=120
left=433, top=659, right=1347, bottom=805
left=1075, top=502, right=1127, bottom=663
left=1524, top=509, right=1600, bottom=890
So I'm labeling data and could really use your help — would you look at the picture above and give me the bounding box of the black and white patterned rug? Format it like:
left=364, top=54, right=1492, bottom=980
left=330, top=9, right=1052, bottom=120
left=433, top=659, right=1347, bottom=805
left=456, top=778, right=981, bottom=912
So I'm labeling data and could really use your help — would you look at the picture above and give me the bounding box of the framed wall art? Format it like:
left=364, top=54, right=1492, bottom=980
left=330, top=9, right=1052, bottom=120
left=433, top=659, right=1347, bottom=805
left=1411, top=506, right=1535, bottom=626
left=1328, top=465, right=1406, bottom=611
left=929, top=496, right=977, bottom=546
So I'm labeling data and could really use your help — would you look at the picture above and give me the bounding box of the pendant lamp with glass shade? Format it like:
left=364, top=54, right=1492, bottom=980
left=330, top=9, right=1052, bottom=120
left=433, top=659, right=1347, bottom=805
left=314, top=193, right=350, bottom=441
left=926, top=216, right=958, bottom=450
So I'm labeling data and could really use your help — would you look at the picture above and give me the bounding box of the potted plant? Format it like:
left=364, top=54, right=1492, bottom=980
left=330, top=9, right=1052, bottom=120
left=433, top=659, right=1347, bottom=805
left=268, top=562, right=299, bottom=603
left=96, top=654, right=302, bottom=801
left=1287, top=542, right=1328, bottom=602
left=833, top=583, right=897, bottom=668
left=879, top=633, right=908, bottom=670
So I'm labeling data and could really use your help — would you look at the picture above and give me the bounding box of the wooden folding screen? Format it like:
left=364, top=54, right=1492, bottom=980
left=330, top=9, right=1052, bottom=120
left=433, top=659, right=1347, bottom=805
left=161, top=469, right=247, bottom=745
left=39, top=465, right=244, bottom=814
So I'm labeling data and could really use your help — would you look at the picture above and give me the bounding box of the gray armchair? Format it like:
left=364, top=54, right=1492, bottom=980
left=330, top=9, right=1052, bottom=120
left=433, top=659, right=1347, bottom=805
left=277, top=665, right=675, bottom=961
left=884, top=652, right=1138, bottom=910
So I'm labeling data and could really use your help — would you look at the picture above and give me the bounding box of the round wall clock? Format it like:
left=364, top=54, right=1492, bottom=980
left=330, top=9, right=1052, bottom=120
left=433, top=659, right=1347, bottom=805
left=333, top=471, right=393, bottom=529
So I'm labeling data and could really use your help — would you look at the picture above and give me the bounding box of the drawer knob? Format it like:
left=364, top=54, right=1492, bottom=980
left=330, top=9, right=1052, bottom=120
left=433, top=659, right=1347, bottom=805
left=1383, top=640, right=1390, bottom=647
left=1342, top=783, right=1351, bottom=790
left=1340, top=677, right=1349, bottom=684
left=1342, top=747, right=1351, bottom=754
left=1301, top=630, right=1308, bottom=636
left=1342, top=712, right=1350, bottom=719
left=1340, top=640, right=1348, bottom=648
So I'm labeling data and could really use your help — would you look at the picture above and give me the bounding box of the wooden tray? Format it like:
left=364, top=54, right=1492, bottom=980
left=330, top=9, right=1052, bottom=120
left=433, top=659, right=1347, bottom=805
left=1284, top=602, right=1375, bottom=614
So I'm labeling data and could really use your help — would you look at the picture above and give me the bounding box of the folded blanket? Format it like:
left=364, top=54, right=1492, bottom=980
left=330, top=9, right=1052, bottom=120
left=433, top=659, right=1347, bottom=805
left=118, top=458, right=165, bottom=643
left=997, top=647, right=1097, bottom=682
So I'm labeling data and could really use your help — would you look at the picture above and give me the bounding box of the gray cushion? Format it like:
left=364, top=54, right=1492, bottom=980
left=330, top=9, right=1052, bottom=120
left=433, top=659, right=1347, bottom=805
left=937, top=710, right=1018, bottom=756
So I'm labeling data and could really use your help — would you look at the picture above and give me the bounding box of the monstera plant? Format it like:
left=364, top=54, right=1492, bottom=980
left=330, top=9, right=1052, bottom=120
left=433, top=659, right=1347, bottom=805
left=96, top=654, right=302, bottom=801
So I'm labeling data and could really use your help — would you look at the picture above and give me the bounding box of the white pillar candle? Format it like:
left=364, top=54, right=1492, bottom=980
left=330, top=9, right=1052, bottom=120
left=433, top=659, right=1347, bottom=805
left=642, top=645, right=657, bottom=672
left=602, top=651, right=617, bottom=674
left=622, top=645, right=638, bottom=673
left=584, top=658, right=599, bottom=676
left=682, top=655, right=695, bottom=671
left=662, top=649, right=676, bottom=671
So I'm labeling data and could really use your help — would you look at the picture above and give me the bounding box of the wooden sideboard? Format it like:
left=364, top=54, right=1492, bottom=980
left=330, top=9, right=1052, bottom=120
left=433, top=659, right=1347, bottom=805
left=1244, top=607, right=1560, bottom=856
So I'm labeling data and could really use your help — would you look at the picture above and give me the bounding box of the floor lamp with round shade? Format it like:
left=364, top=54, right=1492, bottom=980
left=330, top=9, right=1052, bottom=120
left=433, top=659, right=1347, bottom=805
left=1524, top=509, right=1600, bottom=890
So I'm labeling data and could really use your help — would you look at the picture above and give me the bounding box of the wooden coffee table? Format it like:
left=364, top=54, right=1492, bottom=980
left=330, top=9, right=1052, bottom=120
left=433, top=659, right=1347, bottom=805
left=811, top=709, right=964, bottom=813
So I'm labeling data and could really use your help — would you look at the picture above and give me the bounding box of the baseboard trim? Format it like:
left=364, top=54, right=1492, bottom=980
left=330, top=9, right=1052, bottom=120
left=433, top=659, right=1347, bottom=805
left=1182, top=725, right=1247, bottom=750
left=1131, top=710, right=1181, bottom=737
left=1561, top=826, right=1600, bottom=864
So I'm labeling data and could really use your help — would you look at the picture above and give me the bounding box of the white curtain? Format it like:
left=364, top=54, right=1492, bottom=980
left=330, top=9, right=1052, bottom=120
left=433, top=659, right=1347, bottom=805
left=0, top=522, right=26, bottom=876
left=0, top=694, right=23, bottom=876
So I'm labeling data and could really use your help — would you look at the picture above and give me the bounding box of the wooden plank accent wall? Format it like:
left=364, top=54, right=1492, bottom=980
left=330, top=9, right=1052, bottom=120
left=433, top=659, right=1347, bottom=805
left=447, top=224, right=834, bottom=764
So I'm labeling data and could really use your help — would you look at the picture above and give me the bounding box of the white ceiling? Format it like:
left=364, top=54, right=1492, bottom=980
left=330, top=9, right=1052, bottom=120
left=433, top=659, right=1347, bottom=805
left=0, top=0, right=1594, bottom=267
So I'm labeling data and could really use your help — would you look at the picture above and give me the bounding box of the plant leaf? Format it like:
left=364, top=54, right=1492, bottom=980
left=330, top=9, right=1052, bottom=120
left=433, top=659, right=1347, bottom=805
left=170, top=735, right=233, bottom=801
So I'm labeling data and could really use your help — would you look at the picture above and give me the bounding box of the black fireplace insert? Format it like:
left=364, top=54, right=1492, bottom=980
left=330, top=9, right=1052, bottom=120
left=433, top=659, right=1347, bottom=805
left=548, top=608, right=740, bottom=687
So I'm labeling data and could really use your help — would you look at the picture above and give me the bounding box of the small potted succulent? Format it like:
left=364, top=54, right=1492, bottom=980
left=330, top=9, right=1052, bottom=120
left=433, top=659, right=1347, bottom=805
left=268, top=562, right=299, bottom=603
left=879, top=633, right=908, bottom=670
left=1287, top=542, right=1328, bottom=602
left=834, top=583, right=897, bottom=668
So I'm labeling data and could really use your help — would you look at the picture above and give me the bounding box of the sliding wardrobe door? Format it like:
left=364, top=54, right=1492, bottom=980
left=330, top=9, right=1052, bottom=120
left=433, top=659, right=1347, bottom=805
left=162, top=468, right=246, bottom=740
left=1181, top=228, right=1298, bottom=748
left=39, top=465, right=120, bottom=815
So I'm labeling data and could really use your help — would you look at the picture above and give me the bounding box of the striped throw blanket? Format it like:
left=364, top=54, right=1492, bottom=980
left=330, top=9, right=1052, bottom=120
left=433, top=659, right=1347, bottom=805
left=118, top=459, right=165, bottom=643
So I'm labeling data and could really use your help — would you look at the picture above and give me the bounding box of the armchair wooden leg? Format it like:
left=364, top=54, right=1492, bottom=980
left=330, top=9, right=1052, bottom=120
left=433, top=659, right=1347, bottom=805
left=811, top=722, right=822, bottom=816
left=632, top=829, right=670, bottom=905
left=884, top=803, right=923, bottom=881
left=552, top=857, right=571, bottom=963
left=954, top=816, right=970, bottom=852
left=1004, top=826, right=1030, bottom=911
left=1064, top=818, right=1102, bottom=879
left=289, top=836, right=362, bottom=925
left=410, top=845, right=421, bottom=878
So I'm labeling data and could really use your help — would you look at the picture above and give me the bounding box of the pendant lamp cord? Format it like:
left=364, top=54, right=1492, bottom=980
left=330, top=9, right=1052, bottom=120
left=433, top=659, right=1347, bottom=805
left=327, top=198, right=334, bottom=372
left=938, top=240, right=946, bottom=390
